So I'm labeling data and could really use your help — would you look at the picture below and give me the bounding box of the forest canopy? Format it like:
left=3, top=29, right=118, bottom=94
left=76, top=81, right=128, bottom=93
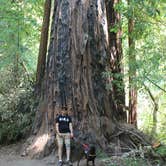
left=0, top=0, right=166, bottom=163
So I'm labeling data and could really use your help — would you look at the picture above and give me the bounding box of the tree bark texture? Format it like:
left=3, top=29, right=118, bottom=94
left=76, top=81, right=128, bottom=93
left=25, top=0, right=153, bottom=158
left=106, top=0, right=127, bottom=122
left=128, top=0, right=137, bottom=127
left=45, top=0, right=114, bottom=137
left=36, top=0, right=51, bottom=94
left=30, top=0, right=127, bottom=157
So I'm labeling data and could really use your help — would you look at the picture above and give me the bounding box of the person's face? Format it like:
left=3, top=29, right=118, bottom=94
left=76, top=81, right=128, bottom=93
left=61, top=110, right=67, bottom=115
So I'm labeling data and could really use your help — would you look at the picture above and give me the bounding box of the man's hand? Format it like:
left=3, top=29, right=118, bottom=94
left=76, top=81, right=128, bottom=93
left=69, top=123, right=73, bottom=138
left=70, top=132, right=74, bottom=138
left=57, top=132, right=62, bottom=137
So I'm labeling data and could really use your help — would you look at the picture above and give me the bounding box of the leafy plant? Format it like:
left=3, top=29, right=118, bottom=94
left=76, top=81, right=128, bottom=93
left=0, top=65, right=38, bottom=144
left=155, top=145, right=166, bottom=158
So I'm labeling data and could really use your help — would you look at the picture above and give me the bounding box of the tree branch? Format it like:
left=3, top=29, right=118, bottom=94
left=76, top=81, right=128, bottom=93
left=145, top=76, right=166, bottom=93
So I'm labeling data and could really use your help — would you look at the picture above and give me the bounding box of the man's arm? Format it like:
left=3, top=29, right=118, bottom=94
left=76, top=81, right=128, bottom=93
left=56, top=122, right=61, bottom=136
left=69, top=123, right=74, bottom=138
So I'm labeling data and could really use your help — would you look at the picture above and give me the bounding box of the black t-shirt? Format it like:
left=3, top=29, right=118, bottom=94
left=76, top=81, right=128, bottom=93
left=56, top=115, right=72, bottom=133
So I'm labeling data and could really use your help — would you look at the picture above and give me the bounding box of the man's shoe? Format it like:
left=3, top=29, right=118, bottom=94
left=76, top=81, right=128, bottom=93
left=66, top=160, right=72, bottom=166
left=57, top=160, right=63, bottom=166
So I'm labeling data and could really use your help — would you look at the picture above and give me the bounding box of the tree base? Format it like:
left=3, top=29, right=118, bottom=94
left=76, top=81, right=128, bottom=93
left=21, top=123, right=153, bottom=160
left=21, top=133, right=55, bottom=159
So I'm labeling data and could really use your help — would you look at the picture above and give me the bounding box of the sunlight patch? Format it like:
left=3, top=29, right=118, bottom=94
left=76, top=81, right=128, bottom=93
left=28, top=134, right=50, bottom=156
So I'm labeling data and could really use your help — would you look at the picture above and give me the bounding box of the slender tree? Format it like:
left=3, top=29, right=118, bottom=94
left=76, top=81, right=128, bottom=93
left=144, top=84, right=158, bottom=137
left=36, top=0, right=51, bottom=94
left=128, top=0, right=137, bottom=127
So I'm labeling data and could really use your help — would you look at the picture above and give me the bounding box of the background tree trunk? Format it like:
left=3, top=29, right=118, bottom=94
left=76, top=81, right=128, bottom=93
left=128, top=0, right=137, bottom=127
left=36, top=0, right=51, bottom=94
left=144, top=84, right=158, bottom=138
left=106, top=0, right=127, bottom=122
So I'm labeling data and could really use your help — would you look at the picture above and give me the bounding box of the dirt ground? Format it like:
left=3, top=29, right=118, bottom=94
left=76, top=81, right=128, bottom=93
left=0, top=143, right=47, bottom=166
left=0, top=143, right=105, bottom=166
left=1, top=143, right=165, bottom=166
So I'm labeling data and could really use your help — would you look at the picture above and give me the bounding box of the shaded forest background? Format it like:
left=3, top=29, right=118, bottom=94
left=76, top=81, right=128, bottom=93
left=0, top=0, right=166, bottom=160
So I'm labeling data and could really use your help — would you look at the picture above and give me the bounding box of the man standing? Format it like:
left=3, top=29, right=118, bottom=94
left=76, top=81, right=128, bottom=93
left=56, top=107, right=73, bottom=166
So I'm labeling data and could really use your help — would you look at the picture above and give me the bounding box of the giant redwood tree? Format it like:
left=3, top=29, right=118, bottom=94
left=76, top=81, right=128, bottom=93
left=27, top=0, right=150, bottom=158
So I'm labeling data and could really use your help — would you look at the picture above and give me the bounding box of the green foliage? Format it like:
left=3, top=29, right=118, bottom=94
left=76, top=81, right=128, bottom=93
left=0, top=111, right=34, bottom=144
left=101, top=157, right=150, bottom=166
left=0, top=66, right=37, bottom=144
left=108, top=0, right=166, bottom=143
left=117, top=0, right=166, bottom=142
left=97, top=149, right=109, bottom=159
left=103, top=72, right=125, bottom=91
left=0, top=0, right=43, bottom=144
left=122, top=158, right=147, bottom=166
left=0, top=0, right=44, bottom=72
left=155, top=145, right=166, bottom=158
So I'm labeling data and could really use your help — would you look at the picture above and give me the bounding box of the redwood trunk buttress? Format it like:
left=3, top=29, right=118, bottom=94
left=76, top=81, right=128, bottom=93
left=32, top=0, right=115, bottom=156
left=30, top=0, right=129, bottom=157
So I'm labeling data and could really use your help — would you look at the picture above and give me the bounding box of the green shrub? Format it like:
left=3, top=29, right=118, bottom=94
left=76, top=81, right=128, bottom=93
left=155, top=145, right=166, bottom=158
left=0, top=89, right=36, bottom=144
left=0, top=69, right=37, bottom=144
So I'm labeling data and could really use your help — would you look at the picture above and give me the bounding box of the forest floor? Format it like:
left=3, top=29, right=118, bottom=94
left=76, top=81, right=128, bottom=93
left=0, top=142, right=165, bottom=166
left=0, top=142, right=105, bottom=166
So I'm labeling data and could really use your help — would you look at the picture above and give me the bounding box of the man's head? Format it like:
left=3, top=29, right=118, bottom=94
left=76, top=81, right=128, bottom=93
left=61, top=106, right=68, bottom=115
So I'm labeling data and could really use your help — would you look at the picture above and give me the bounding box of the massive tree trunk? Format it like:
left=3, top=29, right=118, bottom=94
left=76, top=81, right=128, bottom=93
left=26, top=0, right=149, bottom=158
left=106, top=0, right=127, bottom=122
left=128, top=0, right=137, bottom=127
left=29, top=0, right=115, bottom=158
